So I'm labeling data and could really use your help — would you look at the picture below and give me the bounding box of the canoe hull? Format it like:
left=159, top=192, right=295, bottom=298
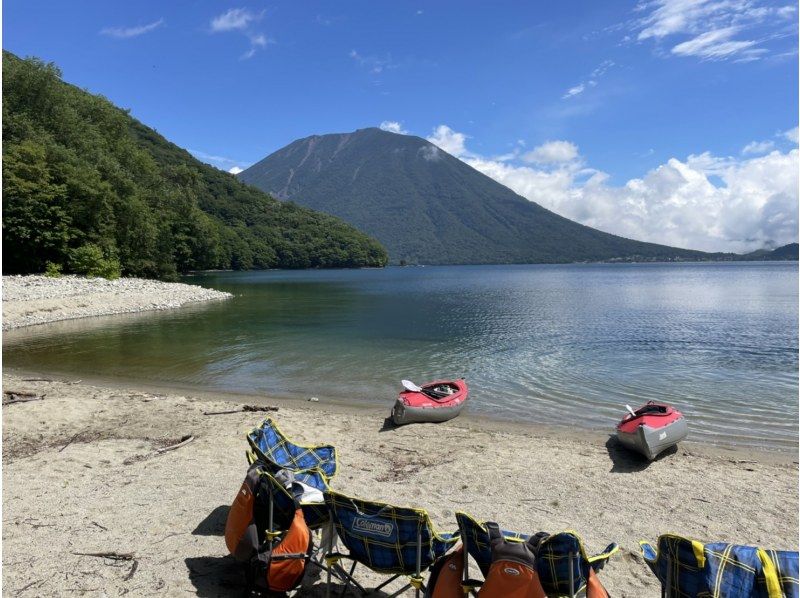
left=616, top=416, right=688, bottom=460
left=391, top=379, right=468, bottom=425
left=391, top=398, right=466, bottom=425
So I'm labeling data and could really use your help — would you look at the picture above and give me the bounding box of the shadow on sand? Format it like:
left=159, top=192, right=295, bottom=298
left=605, top=435, right=677, bottom=473
left=378, top=416, right=399, bottom=432
left=193, top=505, right=230, bottom=536
left=184, top=555, right=398, bottom=597
left=184, top=555, right=243, bottom=597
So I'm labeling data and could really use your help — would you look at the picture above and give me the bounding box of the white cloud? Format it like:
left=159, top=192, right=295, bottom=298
left=634, top=0, right=797, bottom=61
left=523, top=140, right=580, bottom=164
left=211, top=8, right=263, bottom=32
left=426, top=125, right=470, bottom=157
left=349, top=49, right=396, bottom=74
left=783, top=126, right=799, bottom=143
left=562, top=60, right=615, bottom=99
left=671, top=27, right=761, bottom=60
left=100, top=18, right=164, bottom=39
left=426, top=125, right=798, bottom=253
left=562, top=84, right=586, bottom=99
left=419, top=146, right=442, bottom=161
left=379, top=121, right=408, bottom=134
left=742, top=140, right=775, bottom=155
left=190, top=149, right=249, bottom=173
left=210, top=8, right=269, bottom=59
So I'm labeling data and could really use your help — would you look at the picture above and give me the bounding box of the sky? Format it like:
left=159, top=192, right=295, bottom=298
left=3, top=0, right=798, bottom=253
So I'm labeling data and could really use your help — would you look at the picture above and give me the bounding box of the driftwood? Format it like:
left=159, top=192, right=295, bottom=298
left=73, top=551, right=135, bottom=561
left=3, top=390, right=46, bottom=405
left=58, top=432, right=84, bottom=453
left=203, top=404, right=278, bottom=416
left=156, top=435, right=194, bottom=454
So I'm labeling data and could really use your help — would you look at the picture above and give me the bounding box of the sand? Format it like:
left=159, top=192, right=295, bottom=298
left=2, top=275, right=231, bottom=330
left=2, top=373, right=797, bottom=597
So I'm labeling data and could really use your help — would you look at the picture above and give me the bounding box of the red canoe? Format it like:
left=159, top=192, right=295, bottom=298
left=391, top=379, right=468, bottom=425
left=616, top=401, right=688, bottom=460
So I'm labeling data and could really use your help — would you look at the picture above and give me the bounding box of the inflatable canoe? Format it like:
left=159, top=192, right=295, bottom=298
left=391, top=379, right=468, bottom=425
left=616, top=401, right=688, bottom=460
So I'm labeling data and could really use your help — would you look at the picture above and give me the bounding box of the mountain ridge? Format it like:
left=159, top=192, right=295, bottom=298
left=2, top=53, right=388, bottom=278
left=240, top=128, right=759, bottom=265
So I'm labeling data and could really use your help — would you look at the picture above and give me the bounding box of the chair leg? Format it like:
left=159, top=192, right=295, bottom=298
left=326, top=521, right=334, bottom=598
left=415, top=527, right=423, bottom=598
left=338, top=561, right=357, bottom=597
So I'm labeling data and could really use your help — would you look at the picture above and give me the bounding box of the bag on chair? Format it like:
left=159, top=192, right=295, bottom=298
left=247, top=507, right=313, bottom=593
left=427, top=545, right=466, bottom=598
left=225, top=462, right=313, bottom=593
left=478, top=522, right=547, bottom=598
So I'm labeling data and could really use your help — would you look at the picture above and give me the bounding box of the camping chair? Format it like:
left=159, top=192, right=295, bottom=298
left=455, top=511, right=618, bottom=597
left=324, top=490, right=459, bottom=597
left=640, top=534, right=799, bottom=598
left=247, top=417, right=338, bottom=479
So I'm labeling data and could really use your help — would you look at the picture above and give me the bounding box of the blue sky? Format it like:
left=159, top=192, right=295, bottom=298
left=4, top=1, right=798, bottom=252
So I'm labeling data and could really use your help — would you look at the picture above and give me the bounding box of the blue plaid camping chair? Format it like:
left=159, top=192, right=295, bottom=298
left=640, top=534, right=799, bottom=598
left=324, top=490, right=459, bottom=597
left=246, top=417, right=337, bottom=481
left=455, top=511, right=618, bottom=597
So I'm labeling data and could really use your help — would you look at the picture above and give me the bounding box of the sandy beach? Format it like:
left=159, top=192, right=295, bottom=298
left=2, top=372, right=797, bottom=597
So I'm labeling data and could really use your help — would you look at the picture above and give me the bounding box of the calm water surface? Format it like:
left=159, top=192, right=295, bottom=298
left=5, top=263, right=798, bottom=450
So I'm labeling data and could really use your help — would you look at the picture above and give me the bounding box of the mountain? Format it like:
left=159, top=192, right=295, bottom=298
left=2, top=52, right=387, bottom=279
left=239, top=127, right=718, bottom=265
left=741, top=243, right=799, bottom=261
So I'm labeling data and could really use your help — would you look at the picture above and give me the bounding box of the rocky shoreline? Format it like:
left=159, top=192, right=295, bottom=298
left=2, top=275, right=232, bottom=330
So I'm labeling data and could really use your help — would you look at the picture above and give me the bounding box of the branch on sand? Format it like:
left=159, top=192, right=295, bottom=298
left=203, top=405, right=278, bottom=416
left=156, top=435, right=194, bottom=454
left=3, top=390, right=46, bottom=405
left=73, top=551, right=135, bottom=561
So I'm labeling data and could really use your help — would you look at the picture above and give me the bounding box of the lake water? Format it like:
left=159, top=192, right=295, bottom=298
left=4, top=263, right=798, bottom=451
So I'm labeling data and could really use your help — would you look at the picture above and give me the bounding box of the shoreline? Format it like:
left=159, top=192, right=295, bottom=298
left=3, top=364, right=797, bottom=465
left=2, top=274, right=232, bottom=331
left=2, top=372, right=797, bottom=596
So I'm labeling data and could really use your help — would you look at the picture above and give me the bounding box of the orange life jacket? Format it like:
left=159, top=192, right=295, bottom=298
left=224, top=463, right=313, bottom=593
left=477, top=523, right=547, bottom=598
left=426, top=545, right=466, bottom=598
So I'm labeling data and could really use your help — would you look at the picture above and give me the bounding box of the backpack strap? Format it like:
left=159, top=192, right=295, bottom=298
left=486, top=522, right=503, bottom=545
left=526, top=532, right=550, bottom=557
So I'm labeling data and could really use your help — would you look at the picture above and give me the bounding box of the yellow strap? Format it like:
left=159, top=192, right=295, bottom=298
left=757, top=548, right=783, bottom=598
left=691, top=539, right=706, bottom=569
left=324, top=556, right=341, bottom=567
left=409, top=575, right=424, bottom=590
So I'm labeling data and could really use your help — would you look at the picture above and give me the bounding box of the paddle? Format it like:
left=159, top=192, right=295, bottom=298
left=401, top=379, right=448, bottom=399
left=625, top=404, right=638, bottom=418
left=401, top=379, right=423, bottom=393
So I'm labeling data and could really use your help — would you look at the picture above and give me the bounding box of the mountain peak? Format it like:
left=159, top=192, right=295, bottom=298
left=239, top=129, right=712, bottom=265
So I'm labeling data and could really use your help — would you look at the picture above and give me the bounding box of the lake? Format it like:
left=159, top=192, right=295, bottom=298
left=4, top=263, right=798, bottom=451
